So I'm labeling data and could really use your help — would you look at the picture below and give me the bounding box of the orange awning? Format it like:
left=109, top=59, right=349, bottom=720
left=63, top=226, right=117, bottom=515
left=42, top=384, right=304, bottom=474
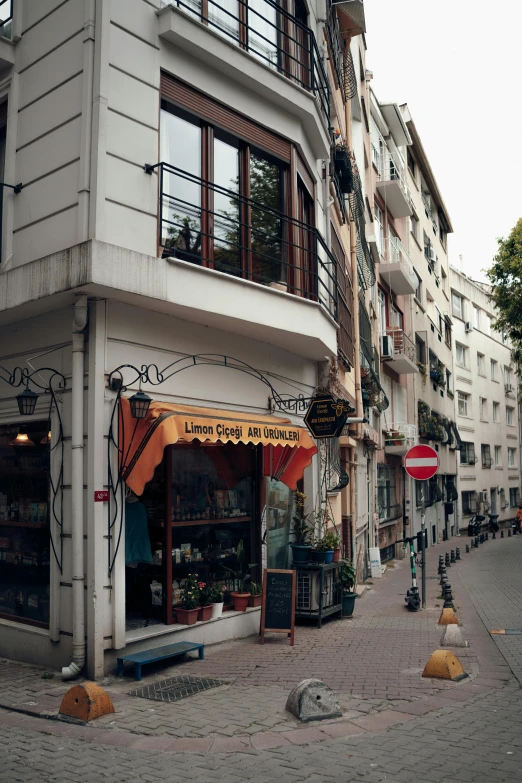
left=120, top=398, right=317, bottom=495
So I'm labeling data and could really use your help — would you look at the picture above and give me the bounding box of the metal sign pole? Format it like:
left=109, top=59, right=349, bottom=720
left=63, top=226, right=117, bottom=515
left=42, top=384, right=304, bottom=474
left=421, top=485, right=426, bottom=610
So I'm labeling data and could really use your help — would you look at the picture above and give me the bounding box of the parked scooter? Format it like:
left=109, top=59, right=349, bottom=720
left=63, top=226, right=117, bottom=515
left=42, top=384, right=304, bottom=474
left=397, top=536, right=420, bottom=612
left=488, top=514, right=500, bottom=533
left=467, top=514, right=485, bottom=537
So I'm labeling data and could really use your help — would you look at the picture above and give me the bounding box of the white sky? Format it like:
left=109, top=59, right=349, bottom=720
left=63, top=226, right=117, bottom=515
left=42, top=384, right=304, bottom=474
left=364, top=0, right=522, bottom=281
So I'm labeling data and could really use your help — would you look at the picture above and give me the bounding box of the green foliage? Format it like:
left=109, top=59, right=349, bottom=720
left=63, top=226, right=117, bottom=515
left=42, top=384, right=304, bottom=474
left=315, top=530, right=341, bottom=551
left=290, top=491, right=314, bottom=546
left=487, top=218, right=522, bottom=368
left=207, top=583, right=226, bottom=603
left=340, top=559, right=357, bottom=593
left=224, top=539, right=256, bottom=592
left=249, top=582, right=263, bottom=596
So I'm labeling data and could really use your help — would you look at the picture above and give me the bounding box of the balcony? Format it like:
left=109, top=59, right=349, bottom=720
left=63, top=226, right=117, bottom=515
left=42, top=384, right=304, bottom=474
left=153, top=161, right=339, bottom=323
left=375, top=152, right=413, bottom=219
left=380, top=328, right=419, bottom=374
left=378, top=237, right=417, bottom=295
left=158, top=0, right=330, bottom=134
left=505, top=383, right=515, bottom=396
left=384, top=423, right=418, bottom=456
left=333, top=0, right=366, bottom=35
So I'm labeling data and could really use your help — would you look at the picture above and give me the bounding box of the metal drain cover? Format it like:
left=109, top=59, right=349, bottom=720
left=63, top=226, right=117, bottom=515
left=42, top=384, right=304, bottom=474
left=127, top=675, right=230, bottom=703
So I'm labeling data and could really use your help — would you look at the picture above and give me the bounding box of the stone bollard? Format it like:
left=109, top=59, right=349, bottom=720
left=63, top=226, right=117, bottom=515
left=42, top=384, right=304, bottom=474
left=450, top=550, right=456, bottom=564
left=456, top=548, right=461, bottom=561
left=286, top=679, right=342, bottom=723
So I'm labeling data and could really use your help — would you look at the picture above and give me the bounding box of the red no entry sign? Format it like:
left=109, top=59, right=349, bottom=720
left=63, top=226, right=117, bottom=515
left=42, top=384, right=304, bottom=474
left=404, top=444, right=439, bottom=480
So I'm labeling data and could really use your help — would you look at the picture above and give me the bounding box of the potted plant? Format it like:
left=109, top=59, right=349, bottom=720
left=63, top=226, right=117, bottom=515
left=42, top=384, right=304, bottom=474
left=248, top=582, right=263, bottom=608
left=224, top=539, right=256, bottom=612
left=289, top=491, right=313, bottom=564
left=321, top=530, right=341, bottom=563
left=176, top=573, right=200, bottom=625
left=340, top=559, right=357, bottom=617
left=197, top=581, right=213, bottom=621
left=312, top=535, right=333, bottom=564
left=208, top=583, right=226, bottom=619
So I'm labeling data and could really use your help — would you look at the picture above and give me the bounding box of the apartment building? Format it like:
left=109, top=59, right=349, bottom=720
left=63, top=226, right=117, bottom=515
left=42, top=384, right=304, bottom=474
left=367, top=93, right=418, bottom=564
left=450, top=268, right=520, bottom=527
left=401, top=106, right=458, bottom=546
left=0, top=0, right=367, bottom=676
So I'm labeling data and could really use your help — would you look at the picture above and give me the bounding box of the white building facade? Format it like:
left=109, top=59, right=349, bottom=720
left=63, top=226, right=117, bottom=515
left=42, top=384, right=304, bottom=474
left=0, top=0, right=367, bottom=677
left=450, top=268, right=520, bottom=528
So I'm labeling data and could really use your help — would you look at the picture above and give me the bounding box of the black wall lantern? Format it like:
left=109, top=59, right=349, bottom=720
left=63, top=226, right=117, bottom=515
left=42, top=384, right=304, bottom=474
left=16, top=387, right=39, bottom=416
left=129, top=390, right=152, bottom=419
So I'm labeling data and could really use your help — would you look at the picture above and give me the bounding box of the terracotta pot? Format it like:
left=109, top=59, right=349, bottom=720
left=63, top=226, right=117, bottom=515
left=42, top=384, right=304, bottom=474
left=176, top=607, right=199, bottom=625
left=231, top=592, right=250, bottom=612
left=332, top=547, right=341, bottom=563
left=197, top=605, right=213, bottom=621
left=248, top=594, right=262, bottom=608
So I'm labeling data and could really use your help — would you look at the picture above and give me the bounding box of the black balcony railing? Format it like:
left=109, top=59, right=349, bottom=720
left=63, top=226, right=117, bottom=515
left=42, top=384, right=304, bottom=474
left=482, top=456, right=493, bottom=469
left=379, top=503, right=402, bottom=524
left=153, top=162, right=339, bottom=320
left=173, top=0, right=329, bottom=127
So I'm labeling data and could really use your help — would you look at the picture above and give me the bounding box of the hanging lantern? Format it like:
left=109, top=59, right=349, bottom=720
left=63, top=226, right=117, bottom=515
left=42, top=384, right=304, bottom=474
left=129, top=390, right=152, bottom=419
left=9, top=426, right=35, bottom=447
left=16, top=388, right=38, bottom=416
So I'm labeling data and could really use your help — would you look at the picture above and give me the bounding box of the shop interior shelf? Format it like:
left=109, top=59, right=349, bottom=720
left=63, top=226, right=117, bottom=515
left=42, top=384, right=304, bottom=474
left=0, top=521, right=47, bottom=529
left=150, top=516, right=251, bottom=529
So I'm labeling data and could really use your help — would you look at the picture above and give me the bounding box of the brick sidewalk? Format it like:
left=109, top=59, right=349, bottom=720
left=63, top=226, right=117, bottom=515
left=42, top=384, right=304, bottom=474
left=0, top=533, right=515, bottom=754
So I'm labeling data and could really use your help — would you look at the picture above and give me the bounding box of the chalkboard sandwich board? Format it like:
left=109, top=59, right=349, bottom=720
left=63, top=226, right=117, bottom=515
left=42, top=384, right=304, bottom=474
left=260, top=569, right=296, bottom=646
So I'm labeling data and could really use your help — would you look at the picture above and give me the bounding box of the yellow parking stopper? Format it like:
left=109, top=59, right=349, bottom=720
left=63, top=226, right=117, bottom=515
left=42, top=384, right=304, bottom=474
left=439, top=608, right=459, bottom=625
left=422, top=650, right=467, bottom=681
left=59, top=682, right=115, bottom=722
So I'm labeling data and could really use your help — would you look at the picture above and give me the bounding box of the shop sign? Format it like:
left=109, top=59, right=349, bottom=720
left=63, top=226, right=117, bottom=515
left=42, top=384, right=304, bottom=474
left=260, top=569, right=296, bottom=646
left=94, top=490, right=109, bottom=502
left=304, top=396, right=351, bottom=439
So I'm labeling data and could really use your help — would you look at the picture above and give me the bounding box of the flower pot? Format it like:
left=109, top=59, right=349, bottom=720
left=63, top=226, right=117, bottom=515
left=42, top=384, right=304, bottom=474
left=310, top=549, right=326, bottom=563
left=248, top=594, right=262, bottom=608
left=211, top=602, right=224, bottom=619
left=231, top=592, right=250, bottom=612
left=332, top=547, right=341, bottom=563
left=324, top=550, right=334, bottom=564
left=197, top=605, right=213, bottom=622
left=291, top=544, right=312, bottom=565
left=342, top=592, right=357, bottom=617
left=176, top=607, right=199, bottom=625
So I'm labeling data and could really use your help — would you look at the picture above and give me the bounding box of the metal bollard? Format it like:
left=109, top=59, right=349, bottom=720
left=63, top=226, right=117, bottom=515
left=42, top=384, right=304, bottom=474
left=445, top=552, right=451, bottom=567
left=438, top=556, right=444, bottom=575
left=492, top=531, right=496, bottom=539
left=508, top=528, right=512, bottom=537
left=485, top=532, right=489, bottom=540
left=475, top=536, right=480, bottom=547
left=466, top=544, right=470, bottom=553
left=480, top=533, right=485, bottom=544
left=456, top=548, right=461, bottom=561
left=443, top=584, right=455, bottom=609
left=450, top=550, right=456, bottom=563
left=501, top=530, right=504, bottom=538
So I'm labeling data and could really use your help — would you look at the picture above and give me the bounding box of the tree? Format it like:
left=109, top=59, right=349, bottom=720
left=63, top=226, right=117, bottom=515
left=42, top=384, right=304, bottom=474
left=486, top=218, right=522, bottom=367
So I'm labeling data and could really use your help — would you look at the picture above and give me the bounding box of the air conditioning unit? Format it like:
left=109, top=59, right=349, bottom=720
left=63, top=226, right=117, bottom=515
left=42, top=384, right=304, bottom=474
left=505, top=383, right=514, bottom=394
left=464, top=322, right=473, bottom=333
left=480, top=490, right=488, bottom=502
left=363, top=427, right=371, bottom=440
left=296, top=569, right=337, bottom=612
left=428, top=246, right=436, bottom=261
left=381, top=335, right=392, bottom=358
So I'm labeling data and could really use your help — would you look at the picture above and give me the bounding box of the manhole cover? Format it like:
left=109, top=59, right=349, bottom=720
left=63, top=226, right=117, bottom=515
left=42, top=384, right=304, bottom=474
left=127, top=675, right=230, bottom=702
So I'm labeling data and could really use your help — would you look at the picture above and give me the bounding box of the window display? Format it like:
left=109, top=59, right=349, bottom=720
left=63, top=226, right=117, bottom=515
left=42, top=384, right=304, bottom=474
left=126, top=441, right=260, bottom=629
left=0, top=422, right=51, bottom=627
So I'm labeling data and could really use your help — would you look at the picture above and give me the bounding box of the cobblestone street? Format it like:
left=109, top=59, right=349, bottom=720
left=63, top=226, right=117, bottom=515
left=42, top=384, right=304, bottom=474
left=1, top=534, right=521, bottom=782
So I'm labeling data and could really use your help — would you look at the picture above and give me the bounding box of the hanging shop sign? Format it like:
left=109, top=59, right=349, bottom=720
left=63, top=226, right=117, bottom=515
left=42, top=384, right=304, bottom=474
left=260, top=569, right=296, bottom=645
left=304, top=396, right=351, bottom=439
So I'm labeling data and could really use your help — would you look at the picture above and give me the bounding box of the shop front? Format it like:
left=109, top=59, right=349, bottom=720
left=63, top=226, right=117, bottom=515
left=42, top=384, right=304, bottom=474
left=117, top=398, right=316, bottom=634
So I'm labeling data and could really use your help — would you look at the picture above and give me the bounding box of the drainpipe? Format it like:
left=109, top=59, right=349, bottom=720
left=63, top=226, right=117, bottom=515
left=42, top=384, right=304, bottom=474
left=62, top=296, right=88, bottom=680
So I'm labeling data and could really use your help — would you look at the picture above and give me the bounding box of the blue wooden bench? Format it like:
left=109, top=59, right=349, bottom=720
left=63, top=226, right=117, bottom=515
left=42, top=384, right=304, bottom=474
left=117, top=641, right=204, bottom=681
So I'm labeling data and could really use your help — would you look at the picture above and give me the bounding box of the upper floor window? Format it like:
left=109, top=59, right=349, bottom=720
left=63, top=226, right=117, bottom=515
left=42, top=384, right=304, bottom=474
left=479, top=397, right=487, bottom=421
left=472, top=305, right=480, bottom=329
left=411, top=214, right=419, bottom=243
left=477, top=352, right=485, bottom=376
left=491, top=359, right=498, bottom=381
left=504, top=365, right=512, bottom=385
left=493, top=401, right=500, bottom=422
left=374, top=203, right=384, bottom=258
left=494, top=445, right=501, bottom=467
left=458, top=391, right=469, bottom=417
left=407, top=149, right=416, bottom=178
left=452, top=292, right=464, bottom=320
left=413, top=269, right=422, bottom=302
left=508, top=448, right=516, bottom=468
left=446, top=369, right=453, bottom=394
left=456, top=343, right=468, bottom=368
left=506, top=406, right=514, bottom=426
left=460, top=442, right=475, bottom=465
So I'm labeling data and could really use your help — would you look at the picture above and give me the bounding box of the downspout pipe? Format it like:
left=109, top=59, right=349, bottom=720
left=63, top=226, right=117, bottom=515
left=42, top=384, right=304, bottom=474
left=62, top=296, right=88, bottom=680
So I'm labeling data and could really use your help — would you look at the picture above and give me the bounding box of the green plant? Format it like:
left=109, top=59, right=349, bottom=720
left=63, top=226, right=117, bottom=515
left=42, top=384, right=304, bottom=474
left=181, top=573, right=200, bottom=610
left=315, top=530, right=340, bottom=551
left=224, top=539, right=256, bottom=592
left=290, top=491, right=314, bottom=546
left=418, top=400, right=431, bottom=436
left=249, top=582, right=263, bottom=597
left=340, top=559, right=357, bottom=594
left=207, top=583, right=226, bottom=603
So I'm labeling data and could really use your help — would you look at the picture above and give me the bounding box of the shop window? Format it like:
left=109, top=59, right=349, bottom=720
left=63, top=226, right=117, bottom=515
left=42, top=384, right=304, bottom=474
left=266, top=478, right=297, bottom=570
left=0, top=422, right=51, bottom=627
left=126, top=442, right=261, bottom=630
